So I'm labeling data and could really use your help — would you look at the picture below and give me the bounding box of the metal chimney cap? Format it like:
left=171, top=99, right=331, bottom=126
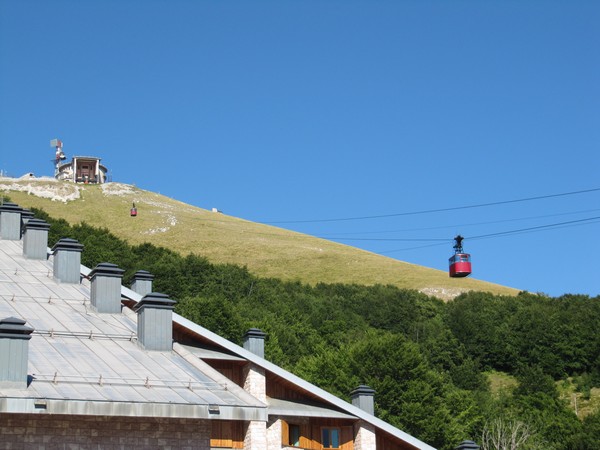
left=24, top=218, right=51, bottom=231
left=89, top=262, right=125, bottom=279
left=350, top=385, right=376, bottom=397
left=20, top=209, right=35, bottom=219
left=51, top=238, right=84, bottom=253
left=0, top=202, right=22, bottom=213
left=0, top=316, right=34, bottom=339
left=244, top=328, right=267, bottom=339
left=133, top=270, right=155, bottom=281
left=134, top=292, right=176, bottom=312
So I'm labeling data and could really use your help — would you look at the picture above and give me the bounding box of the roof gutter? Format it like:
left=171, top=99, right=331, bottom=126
left=0, top=396, right=267, bottom=421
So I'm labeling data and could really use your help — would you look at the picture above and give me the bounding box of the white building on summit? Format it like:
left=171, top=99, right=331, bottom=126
left=51, top=138, right=108, bottom=184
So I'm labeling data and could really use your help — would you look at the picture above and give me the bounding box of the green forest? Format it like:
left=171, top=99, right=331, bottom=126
left=31, top=207, right=600, bottom=450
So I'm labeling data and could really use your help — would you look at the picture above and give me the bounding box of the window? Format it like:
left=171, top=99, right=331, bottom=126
left=289, top=424, right=300, bottom=447
left=322, top=428, right=340, bottom=449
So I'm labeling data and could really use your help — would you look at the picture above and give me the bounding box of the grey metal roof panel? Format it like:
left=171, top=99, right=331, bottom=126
left=0, top=240, right=265, bottom=418
left=179, top=343, right=246, bottom=361
left=267, top=397, right=355, bottom=419
left=0, top=232, right=434, bottom=448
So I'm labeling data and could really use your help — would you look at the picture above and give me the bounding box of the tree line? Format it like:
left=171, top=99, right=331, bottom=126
left=31, top=208, right=600, bottom=449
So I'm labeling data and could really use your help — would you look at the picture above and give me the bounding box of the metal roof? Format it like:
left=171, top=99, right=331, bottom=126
left=0, top=239, right=265, bottom=420
left=0, top=236, right=436, bottom=449
left=172, top=316, right=436, bottom=450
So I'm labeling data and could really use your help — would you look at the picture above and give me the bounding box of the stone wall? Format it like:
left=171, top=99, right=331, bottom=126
left=0, top=414, right=211, bottom=450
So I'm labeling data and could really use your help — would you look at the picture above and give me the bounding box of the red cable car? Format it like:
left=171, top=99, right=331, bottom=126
left=449, top=235, right=471, bottom=278
left=130, top=202, right=137, bottom=217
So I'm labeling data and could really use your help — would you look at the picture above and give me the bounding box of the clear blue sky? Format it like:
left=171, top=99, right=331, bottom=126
left=1, top=0, right=598, bottom=297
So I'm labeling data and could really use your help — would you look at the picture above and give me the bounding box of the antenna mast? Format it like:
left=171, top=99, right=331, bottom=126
left=50, top=139, right=66, bottom=176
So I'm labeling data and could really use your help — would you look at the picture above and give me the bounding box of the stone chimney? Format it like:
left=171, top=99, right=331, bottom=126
left=131, top=270, right=155, bottom=296
left=89, top=263, right=125, bottom=313
left=242, top=328, right=267, bottom=401
left=0, top=317, right=34, bottom=389
left=0, top=202, right=23, bottom=240
left=51, top=238, right=84, bottom=283
left=351, top=385, right=376, bottom=415
left=351, top=385, right=377, bottom=450
left=23, top=218, right=50, bottom=260
left=134, top=292, right=176, bottom=351
left=242, top=328, right=268, bottom=449
left=243, top=328, right=266, bottom=358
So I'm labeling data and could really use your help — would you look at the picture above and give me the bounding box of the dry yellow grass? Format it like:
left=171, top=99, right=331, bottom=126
left=1, top=178, right=519, bottom=300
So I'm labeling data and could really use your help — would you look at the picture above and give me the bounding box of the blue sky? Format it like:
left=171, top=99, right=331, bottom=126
left=1, top=0, right=598, bottom=297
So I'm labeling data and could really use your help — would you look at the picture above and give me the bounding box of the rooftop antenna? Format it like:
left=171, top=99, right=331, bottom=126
left=50, top=139, right=66, bottom=176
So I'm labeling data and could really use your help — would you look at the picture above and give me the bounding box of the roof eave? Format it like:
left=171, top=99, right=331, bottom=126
left=0, top=397, right=267, bottom=421
left=170, top=314, right=437, bottom=450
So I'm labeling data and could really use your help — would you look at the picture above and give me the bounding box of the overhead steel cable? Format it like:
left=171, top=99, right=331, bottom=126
left=324, top=216, right=600, bottom=244
left=379, top=216, right=600, bottom=253
left=227, top=213, right=600, bottom=245
left=316, top=237, right=449, bottom=242
left=315, top=208, right=600, bottom=236
left=467, top=216, right=600, bottom=241
left=260, top=187, right=600, bottom=224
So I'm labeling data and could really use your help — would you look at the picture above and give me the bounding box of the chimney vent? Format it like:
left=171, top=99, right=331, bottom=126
left=51, top=238, right=84, bottom=283
left=20, top=209, right=35, bottom=237
left=243, top=328, right=266, bottom=358
left=134, top=292, right=176, bottom=351
left=131, top=270, right=155, bottom=296
left=89, top=263, right=125, bottom=313
left=23, top=218, right=50, bottom=260
left=350, top=385, right=376, bottom=415
left=0, top=202, right=23, bottom=240
left=0, top=317, right=34, bottom=389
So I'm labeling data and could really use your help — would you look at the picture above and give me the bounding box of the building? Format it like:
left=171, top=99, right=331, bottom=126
left=55, top=156, right=108, bottom=184
left=0, top=202, right=436, bottom=450
left=51, top=139, right=108, bottom=184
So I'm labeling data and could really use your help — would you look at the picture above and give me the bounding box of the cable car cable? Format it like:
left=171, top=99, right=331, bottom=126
left=467, top=216, right=600, bottom=241
left=323, top=216, right=600, bottom=244
left=259, top=187, right=600, bottom=224
left=379, top=216, right=600, bottom=254
left=315, top=208, right=600, bottom=237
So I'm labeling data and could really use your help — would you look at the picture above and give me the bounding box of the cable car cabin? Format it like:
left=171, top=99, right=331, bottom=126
left=449, top=253, right=471, bottom=278
left=130, top=207, right=137, bottom=217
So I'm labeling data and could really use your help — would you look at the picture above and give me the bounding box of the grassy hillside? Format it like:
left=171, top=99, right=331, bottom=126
left=1, top=177, right=518, bottom=299
left=487, top=371, right=600, bottom=419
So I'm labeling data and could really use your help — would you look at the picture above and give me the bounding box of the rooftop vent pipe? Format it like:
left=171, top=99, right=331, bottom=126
left=243, top=328, right=266, bottom=358
left=0, top=202, right=23, bottom=240
left=131, top=270, right=155, bottom=297
left=89, top=263, right=125, bottom=313
left=350, top=385, right=376, bottom=415
left=20, top=208, right=35, bottom=237
left=23, top=218, right=50, bottom=260
left=134, top=292, right=176, bottom=351
left=0, top=317, right=34, bottom=389
left=51, top=238, right=84, bottom=283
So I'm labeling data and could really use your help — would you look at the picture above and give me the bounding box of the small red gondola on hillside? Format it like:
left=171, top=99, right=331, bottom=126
left=449, top=235, right=471, bottom=278
left=130, top=202, right=137, bottom=217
